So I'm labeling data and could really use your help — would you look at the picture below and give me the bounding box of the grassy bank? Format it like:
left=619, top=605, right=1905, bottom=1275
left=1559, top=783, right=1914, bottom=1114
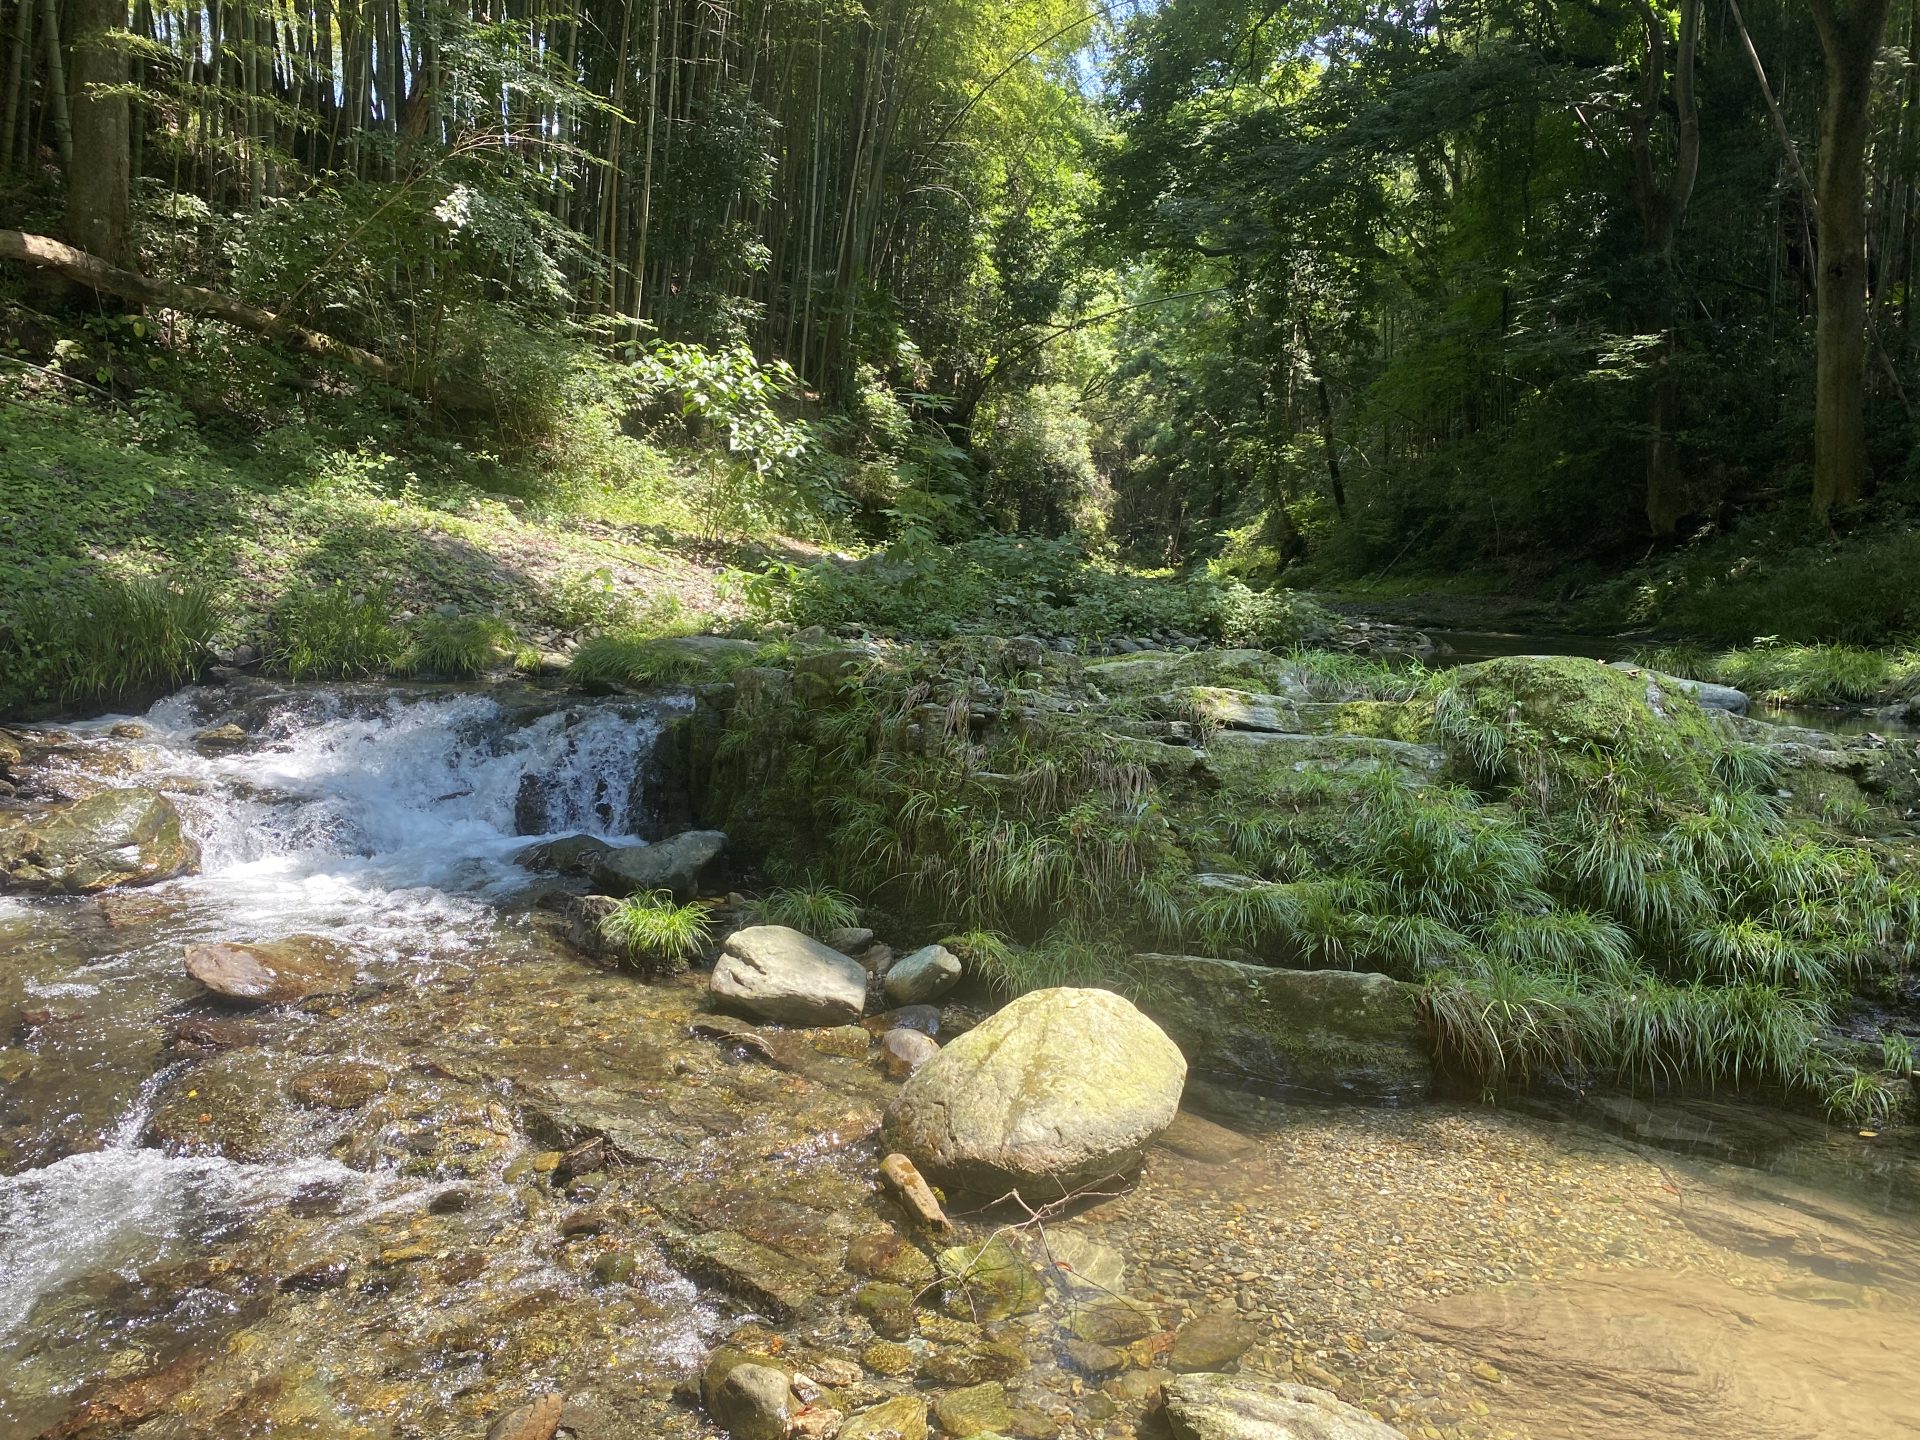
left=696, top=643, right=1920, bottom=1123
left=0, top=395, right=782, bottom=716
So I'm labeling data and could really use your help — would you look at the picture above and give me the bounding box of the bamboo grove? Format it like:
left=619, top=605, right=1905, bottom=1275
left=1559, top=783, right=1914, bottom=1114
left=0, top=0, right=1095, bottom=398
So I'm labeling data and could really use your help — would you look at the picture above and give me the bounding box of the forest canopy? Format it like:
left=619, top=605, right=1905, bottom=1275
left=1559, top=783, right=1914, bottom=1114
left=2, top=0, right=1918, bottom=648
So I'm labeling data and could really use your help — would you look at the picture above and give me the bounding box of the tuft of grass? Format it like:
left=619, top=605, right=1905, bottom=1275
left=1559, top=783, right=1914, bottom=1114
left=599, top=891, right=714, bottom=972
left=751, top=883, right=861, bottom=935
left=1712, top=644, right=1916, bottom=706
left=270, top=583, right=408, bottom=681
left=23, top=571, right=222, bottom=708
left=410, top=612, right=514, bottom=679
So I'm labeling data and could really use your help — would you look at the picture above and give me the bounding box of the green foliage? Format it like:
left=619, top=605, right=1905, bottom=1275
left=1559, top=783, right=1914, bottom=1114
left=409, top=613, right=515, bottom=679
left=600, top=892, right=715, bottom=972
left=758, top=533, right=1336, bottom=647
left=1711, top=645, right=1920, bottom=707
left=750, top=884, right=861, bottom=935
left=270, top=585, right=408, bottom=682
left=5, top=571, right=221, bottom=711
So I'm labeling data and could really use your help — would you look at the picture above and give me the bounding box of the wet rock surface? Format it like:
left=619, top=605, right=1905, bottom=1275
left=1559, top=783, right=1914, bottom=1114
left=1133, top=956, right=1430, bottom=1101
left=7, top=686, right=1920, bottom=1440
left=183, top=936, right=358, bottom=1004
left=1164, top=1374, right=1408, bottom=1439
left=590, top=828, right=728, bottom=900
left=0, top=787, right=200, bottom=893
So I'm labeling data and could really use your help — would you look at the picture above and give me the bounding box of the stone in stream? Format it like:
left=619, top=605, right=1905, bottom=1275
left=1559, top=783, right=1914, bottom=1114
left=840, top=1396, right=928, bottom=1440
left=710, top=1362, right=794, bottom=1440
left=1606, top=661, right=1749, bottom=715
left=854, top=1281, right=916, bottom=1339
left=663, top=1230, right=822, bottom=1318
left=0, top=787, right=200, bottom=893
left=880, top=1026, right=939, bottom=1077
left=1129, top=956, right=1429, bottom=1103
left=589, top=828, right=728, bottom=901
left=1040, top=1226, right=1126, bottom=1296
left=184, top=936, right=357, bottom=1005
left=885, top=987, right=1187, bottom=1196
left=937, top=1235, right=1045, bottom=1320
left=710, top=925, right=868, bottom=1026
left=288, top=1060, right=390, bottom=1109
left=1169, top=1312, right=1259, bottom=1372
left=889, top=1004, right=941, bottom=1035
left=825, top=926, right=877, bottom=955
left=484, top=1393, right=566, bottom=1440
left=1162, top=1374, right=1406, bottom=1440
left=930, top=1382, right=1013, bottom=1438
left=882, top=943, right=961, bottom=1006
left=846, top=1227, right=937, bottom=1286
left=191, top=722, right=252, bottom=753
left=514, top=833, right=614, bottom=876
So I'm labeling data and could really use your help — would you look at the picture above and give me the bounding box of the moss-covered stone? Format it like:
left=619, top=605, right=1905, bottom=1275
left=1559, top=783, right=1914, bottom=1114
left=1435, top=654, right=1731, bottom=808
left=1293, top=699, right=1435, bottom=743
left=1131, top=955, right=1430, bottom=1102
left=936, top=1236, right=1045, bottom=1321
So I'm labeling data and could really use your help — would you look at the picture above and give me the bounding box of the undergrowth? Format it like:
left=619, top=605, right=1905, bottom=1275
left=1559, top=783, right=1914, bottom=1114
left=704, top=643, right=1920, bottom=1122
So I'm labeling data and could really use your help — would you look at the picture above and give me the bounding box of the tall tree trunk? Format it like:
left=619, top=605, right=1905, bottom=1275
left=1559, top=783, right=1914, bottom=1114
left=1810, top=0, right=1893, bottom=520
left=1628, top=0, right=1702, bottom=539
left=66, top=0, right=130, bottom=265
left=39, top=0, right=72, bottom=168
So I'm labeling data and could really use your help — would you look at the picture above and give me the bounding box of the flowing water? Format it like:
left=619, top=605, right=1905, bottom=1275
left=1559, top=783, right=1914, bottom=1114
left=3, top=681, right=1920, bottom=1439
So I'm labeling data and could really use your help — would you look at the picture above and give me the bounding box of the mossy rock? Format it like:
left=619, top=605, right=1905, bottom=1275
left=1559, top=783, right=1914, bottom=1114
left=0, top=787, right=200, bottom=893
left=1435, top=655, right=1732, bottom=808
left=841, top=1396, right=930, bottom=1440
left=1293, top=699, right=1435, bottom=743
left=937, top=1236, right=1045, bottom=1321
left=1131, top=955, right=1430, bottom=1102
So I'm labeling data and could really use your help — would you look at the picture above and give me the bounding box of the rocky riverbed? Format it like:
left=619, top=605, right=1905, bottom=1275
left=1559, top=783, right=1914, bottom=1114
left=3, top=675, right=1920, bottom=1440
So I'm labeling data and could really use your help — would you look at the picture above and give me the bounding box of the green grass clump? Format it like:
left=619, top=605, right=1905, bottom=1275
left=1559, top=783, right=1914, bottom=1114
left=14, top=571, right=222, bottom=709
left=599, top=892, right=714, bottom=973
left=269, top=584, right=408, bottom=681
left=751, top=883, right=861, bottom=935
left=410, top=613, right=515, bottom=679
left=1711, top=644, right=1920, bottom=706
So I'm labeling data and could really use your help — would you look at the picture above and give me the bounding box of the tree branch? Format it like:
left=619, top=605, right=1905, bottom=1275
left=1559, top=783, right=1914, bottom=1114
left=0, top=229, right=496, bottom=416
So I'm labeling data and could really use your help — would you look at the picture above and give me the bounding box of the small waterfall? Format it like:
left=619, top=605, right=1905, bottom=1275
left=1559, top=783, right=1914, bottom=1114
left=0, top=685, right=679, bottom=1352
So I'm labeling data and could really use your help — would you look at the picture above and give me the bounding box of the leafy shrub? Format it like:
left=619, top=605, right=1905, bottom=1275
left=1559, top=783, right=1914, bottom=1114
left=270, top=584, right=408, bottom=681
left=757, top=533, right=1336, bottom=646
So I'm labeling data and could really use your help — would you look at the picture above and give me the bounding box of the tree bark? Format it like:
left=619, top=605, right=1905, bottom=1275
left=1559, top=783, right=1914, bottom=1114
left=1627, top=0, right=1701, bottom=540
left=66, top=0, right=132, bottom=267
left=0, top=228, right=496, bottom=415
left=1809, top=0, right=1893, bottom=520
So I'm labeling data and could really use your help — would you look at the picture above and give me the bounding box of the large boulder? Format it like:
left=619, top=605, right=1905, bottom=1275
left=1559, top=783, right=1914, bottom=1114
left=0, top=787, right=199, bottom=893
left=184, top=936, right=358, bottom=1005
left=589, top=829, right=727, bottom=901
left=885, top=987, right=1186, bottom=1196
left=1436, top=655, right=1730, bottom=808
left=710, top=925, right=868, bottom=1026
left=1131, top=956, right=1429, bottom=1103
left=1163, top=1374, right=1406, bottom=1440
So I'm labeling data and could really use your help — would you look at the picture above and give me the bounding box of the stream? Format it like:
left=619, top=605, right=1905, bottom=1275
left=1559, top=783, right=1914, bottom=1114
left=3, top=682, right=1920, bottom=1439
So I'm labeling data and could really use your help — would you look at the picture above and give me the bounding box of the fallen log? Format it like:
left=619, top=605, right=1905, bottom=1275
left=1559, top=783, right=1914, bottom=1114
left=0, top=229, right=495, bottom=416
